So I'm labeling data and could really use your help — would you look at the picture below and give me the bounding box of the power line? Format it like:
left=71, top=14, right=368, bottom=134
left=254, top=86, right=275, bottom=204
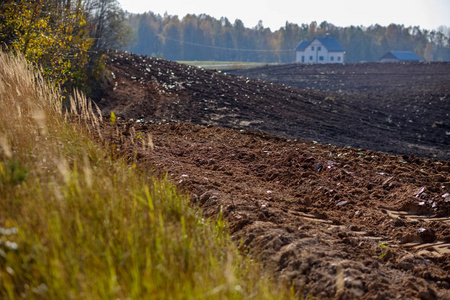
left=156, top=34, right=294, bottom=52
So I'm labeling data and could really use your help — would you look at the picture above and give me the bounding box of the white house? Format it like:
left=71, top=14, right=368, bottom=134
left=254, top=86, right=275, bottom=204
left=295, top=37, right=345, bottom=63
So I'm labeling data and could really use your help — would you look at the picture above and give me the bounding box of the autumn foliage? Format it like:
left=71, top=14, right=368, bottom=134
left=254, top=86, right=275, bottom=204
left=0, top=0, right=92, bottom=86
left=0, top=0, right=129, bottom=90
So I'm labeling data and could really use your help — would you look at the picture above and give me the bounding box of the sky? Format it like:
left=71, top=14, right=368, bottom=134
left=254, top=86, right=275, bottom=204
left=118, top=0, right=450, bottom=31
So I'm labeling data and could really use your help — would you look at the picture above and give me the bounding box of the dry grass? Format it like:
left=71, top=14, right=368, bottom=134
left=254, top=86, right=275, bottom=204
left=0, top=51, right=293, bottom=299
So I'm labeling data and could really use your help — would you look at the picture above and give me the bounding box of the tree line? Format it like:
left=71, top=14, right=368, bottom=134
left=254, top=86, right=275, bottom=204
left=2, top=1, right=449, bottom=90
left=127, top=12, right=450, bottom=63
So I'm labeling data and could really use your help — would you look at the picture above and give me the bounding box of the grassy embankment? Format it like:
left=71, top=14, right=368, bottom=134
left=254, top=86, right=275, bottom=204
left=0, top=52, right=292, bottom=299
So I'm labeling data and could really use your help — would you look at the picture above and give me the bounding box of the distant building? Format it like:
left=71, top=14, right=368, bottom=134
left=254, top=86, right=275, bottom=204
left=380, top=51, right=422, bottom=62
left=295, top=37, right=345, bottom=63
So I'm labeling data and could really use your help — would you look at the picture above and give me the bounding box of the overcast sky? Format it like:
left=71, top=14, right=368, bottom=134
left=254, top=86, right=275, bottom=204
left=118, top=0, right=450, bottom=31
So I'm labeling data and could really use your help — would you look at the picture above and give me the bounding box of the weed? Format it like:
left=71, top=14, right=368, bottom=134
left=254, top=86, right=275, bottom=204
left=378, top=241, right=390, bottom=259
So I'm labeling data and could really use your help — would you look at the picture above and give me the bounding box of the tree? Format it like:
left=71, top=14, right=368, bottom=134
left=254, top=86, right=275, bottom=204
left=161, top=16, right=182, bottom=60
left=198, top=15, right=214, bottom=60
left=279, top=22, right=301, bottom=62
left=135, top=13, right=162, bottom=56
left=84, top=0, right=130, bottom=50
left=423, top=43, right=434, bottom=61
left=181, top=14, right=198, bottom=60
left=0, top=0, right=93, bottom=86
left=1, top=0, right=133, bottom=91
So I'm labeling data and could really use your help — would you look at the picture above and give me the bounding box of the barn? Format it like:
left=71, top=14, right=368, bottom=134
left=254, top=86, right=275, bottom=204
left=380, top=51, right=422, bottom=62
left=295, top=37, right=345, bottom=64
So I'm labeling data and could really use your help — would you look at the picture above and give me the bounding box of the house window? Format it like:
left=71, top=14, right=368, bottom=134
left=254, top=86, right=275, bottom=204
left=318, top=46, right=321, bottom=51
left=319, top=56, right=324, bottom=61
left=309, top=56, right=313, bottom=61
left=331, top=56, right=334, bottom=61
left=302, top=56, right=305, bottom=62
left=311, top=46, right=314, bottom=50
left=337, top=56, right=341, bottom=61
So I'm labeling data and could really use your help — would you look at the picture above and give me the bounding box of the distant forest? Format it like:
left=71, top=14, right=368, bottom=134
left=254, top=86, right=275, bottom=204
left=126, top=12, right=450, bottom=63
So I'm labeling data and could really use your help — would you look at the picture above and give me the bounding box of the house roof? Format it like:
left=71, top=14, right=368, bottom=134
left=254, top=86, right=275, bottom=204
left=295, top=41, right=310, bottom=51
left=315, top=37, right=346, bottom=52
left=295, top=37, right=345, bottom=52
left=381, top=51, right=421, bottom=61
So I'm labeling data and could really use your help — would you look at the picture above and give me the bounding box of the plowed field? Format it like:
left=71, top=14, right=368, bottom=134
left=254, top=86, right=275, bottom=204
left=93, top=51, right=450, bottom=299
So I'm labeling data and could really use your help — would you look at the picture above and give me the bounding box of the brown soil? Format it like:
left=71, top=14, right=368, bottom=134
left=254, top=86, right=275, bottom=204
left=93, top=51, right=450, bottom=299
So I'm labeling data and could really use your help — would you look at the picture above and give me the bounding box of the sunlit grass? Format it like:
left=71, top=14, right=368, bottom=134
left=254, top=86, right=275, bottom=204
left=0, top=51, right=292, bottom=299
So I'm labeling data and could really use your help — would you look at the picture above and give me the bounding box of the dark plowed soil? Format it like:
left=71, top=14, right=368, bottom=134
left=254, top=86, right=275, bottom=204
left=95, top=51, right=450, bottom=160
left=93, top=51, right=450, bottom=299
left=231, top=62, right=450, bottom=160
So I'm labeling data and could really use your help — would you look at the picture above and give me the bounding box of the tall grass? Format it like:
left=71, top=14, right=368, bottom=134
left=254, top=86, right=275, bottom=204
left=0, top=51, right=290, bottom=299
